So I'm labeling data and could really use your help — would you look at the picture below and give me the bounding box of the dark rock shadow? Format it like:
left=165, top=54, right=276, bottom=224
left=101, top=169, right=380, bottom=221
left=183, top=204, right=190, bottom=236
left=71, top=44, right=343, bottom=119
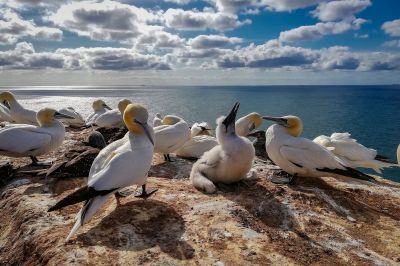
left=149, top=157, right=193, bottom=180
left=77, top=199, right=194, bottom=260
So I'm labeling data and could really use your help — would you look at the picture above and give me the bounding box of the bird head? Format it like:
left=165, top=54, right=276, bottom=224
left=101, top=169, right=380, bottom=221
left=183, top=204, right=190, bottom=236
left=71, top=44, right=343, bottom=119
left=117, top=99, right=132, bottom=114
left=92, top=99, right=111, bottom=111
left=0, top=91, right=16, bottom=109
left=236, top=112, right=262, bottom=136
left=37, top=108, right=74, bottom=127
left=123, top=103, right=154, bottom=145
left=262, top=115, right=303, bottom=137
left=162, top=115, right=181, bottom=125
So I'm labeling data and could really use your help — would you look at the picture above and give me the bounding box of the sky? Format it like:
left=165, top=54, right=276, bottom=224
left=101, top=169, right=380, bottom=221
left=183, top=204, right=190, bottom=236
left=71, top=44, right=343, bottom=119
left=0, top=0, right=399, bottom=86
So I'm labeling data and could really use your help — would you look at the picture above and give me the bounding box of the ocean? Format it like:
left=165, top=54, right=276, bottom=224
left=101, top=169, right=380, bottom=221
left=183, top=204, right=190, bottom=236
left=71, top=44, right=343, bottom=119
left=2, top=85, right=399, bottom=182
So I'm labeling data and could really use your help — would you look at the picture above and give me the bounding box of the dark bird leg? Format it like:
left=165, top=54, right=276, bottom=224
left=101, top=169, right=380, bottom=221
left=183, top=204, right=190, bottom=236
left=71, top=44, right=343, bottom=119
left=134, top=184, right=158, bottom=199
left=164, top=154, right=173, bottom=162
left=30, top=156, right=52, bottom=166
left=270, top=173, right=297, bottom=184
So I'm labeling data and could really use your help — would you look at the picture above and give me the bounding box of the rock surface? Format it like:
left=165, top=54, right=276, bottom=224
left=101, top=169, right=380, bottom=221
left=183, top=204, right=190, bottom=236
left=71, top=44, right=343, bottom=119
left=1, top=128, right=400, bottom=265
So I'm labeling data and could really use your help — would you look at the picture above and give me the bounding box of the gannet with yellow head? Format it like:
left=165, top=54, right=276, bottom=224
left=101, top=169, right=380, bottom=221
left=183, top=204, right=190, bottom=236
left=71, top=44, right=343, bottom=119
left=0, top=91, right=38, bottom=125
left=48, top=103, right=156, bottom=241
left=235, top=112, right=263, bottom=137
left=190, top=103, right=255, bottom=194
left=154, top=114, right=190, bottom=161
left=95, top=99, right=132, bottom=128
left=58, top=107, right=85, bottom=128
left=0, top=108, right=73, bottom=165
left=85, top=99, right=112, bottom=126
left=176, top=121, right=218, bottom=159
left=263, top=115, right=375, bottom=182
left=313, top=132, right=397, bottom=174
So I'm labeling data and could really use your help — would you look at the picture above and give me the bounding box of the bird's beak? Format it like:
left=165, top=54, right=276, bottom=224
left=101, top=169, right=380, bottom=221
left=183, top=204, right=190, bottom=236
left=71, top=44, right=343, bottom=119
left=222, top=102, right=240, bottom=129
left=247, top=131, right=258, bottom=138
left=136, top=120, right=154, bottom=146
left=104, top=104, right=112, bottom=110
left=54, top=111, right=75, bottom=120
left=2, top=100, right=10, bottom=109
left=262, top=116, right=288, bottom=127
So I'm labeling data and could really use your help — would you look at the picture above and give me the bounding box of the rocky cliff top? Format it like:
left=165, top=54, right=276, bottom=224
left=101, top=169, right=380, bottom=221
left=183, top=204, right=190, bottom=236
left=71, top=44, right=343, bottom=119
left=1, top=128, right=400, bottom=265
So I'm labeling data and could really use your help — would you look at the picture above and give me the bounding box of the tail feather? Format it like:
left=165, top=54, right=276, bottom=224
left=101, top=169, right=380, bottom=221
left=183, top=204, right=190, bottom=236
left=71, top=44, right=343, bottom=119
left=375, top=154, right=396, bottom=164
left=48, top=186, right=117, bottom=212
left=317, top=167, right=375, bottom=182
left=190, top=170, right=217, bottom=194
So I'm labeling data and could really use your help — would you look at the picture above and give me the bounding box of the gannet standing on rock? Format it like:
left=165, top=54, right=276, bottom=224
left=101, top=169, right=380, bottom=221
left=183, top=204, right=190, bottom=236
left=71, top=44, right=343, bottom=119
left=263, top=115, right=375, bottom=183
left=58, top=107, right=85, bottom=128
left=235, top=112, right=263, bottom=137
left=0, top=91, right=37, bottom=125
left=154, top=115, right=190, bottom=162
left=0, top=108, right=73, bottom=165
left=190, top=103, right=255, bottom=194
left=48, top=103, right=156, bottom=241
left=176, top=122, right=218, bottom=159
left=85, top=99, right=112, bottom=126
left=95, top=99, right=132, bottom=128
left=313, top=132, right=397, bottom=173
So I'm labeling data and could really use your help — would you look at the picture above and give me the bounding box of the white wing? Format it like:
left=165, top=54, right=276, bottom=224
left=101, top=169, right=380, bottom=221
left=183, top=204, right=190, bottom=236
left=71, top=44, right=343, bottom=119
left=0, top=126, right=51, bottom=154
left=0, top=104, right=12, bottom=122
left=154, top=122, right=190, bottom=153
left=59, top=107, right=84, bottom=127
left=95, top=109, right=122, bottom=128
left=281, top=137, right=346, bottom=171
left=329, top=132, right=376, bottom=161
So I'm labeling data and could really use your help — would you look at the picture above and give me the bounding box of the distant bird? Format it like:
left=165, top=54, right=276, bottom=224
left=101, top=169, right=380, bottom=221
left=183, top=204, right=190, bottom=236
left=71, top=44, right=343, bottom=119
left=176, top=122, right=218, bottom=159
left=48, top=103, right=156, bottom=241
left=0, top=108, right=73, bottom=165
left=313, top=132, right=397, bottom=174
left=235, top=112, right=263, bottom=137
left=153, top=113, right=163, bottom=127
left=95, top=99, right=132, bottom=128
left=58, top=107, right=85, bottom=128
left=0, top=91, right=37, bottom=125
left=0, top=102, right=12, bottom=122
left=263, top=115, right=375, bottom=183
left=85, top=99, right=112, bottom=126
left=190, top=103, right=255, bottom=194
left=154, top=115, right=190, bottom=162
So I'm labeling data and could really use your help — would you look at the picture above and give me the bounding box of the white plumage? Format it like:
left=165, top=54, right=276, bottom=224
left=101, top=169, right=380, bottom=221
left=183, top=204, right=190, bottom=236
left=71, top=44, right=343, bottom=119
left=0, top=103, right=12, bottom=122
left=153, top=113, right=163, bottom=127
left=95, top=99, right=131, bottom=128
left=85, top=99, right=111, bottom=126
left=58, top=107, right=85, bottom=128
left=0, top=91, right=37, bottom=125
left=313, top=132, right=396, bottom=173
left=235, top=112, right=263, bottom=137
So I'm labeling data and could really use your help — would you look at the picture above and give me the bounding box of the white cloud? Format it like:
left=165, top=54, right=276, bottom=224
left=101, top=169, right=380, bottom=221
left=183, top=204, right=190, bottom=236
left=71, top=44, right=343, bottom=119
left=382, top=19, right=400, bottom=37
left=383, top=40, right=400, bottom=48
left=0, top=9, right=62, bottom=45
left=189, top=35, right=242, bottom=49
left=163, top=8, right=251, bottom=31
left=312, top=0, right=371, bottom=21
left=164, top=0, right=192, bottom=5
left=134, top=30, right=185, bottom=51
left=279, top=18, right=367, bottom=42
left=262, top=0, right=323, bottom=12
left=354, top=33, right=368, bottom=38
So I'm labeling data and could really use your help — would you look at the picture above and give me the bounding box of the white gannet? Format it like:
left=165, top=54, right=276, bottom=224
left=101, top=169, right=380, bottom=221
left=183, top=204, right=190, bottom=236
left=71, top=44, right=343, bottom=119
left=154, top=115, right=190, bottom=161
left=0, top=91, right=37, bottom=125
left=235, top=112, right=263, bottom=137
left=176, top=122, right=218, bottom=159
left=85, top=99, right=112, bottom=126
left=190, top=103, right=255, bottom=194
left=153, top=113, right=163, bottom=127
left=48, top=103, right=156, bottom=241
left=263, top=115, right=375, bottom=183
left=58, top=107, right=85, bottom=128
left=0, top=102, right=12, bottom=122
left=95, top=99, right=132, bottom=128
left=0, top=108, right=73, bottom=165
left=313, top=132, right=397, bottom=174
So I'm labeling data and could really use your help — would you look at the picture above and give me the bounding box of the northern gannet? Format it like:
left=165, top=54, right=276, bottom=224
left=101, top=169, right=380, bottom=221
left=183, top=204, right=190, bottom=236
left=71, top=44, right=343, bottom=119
left=58, top=107, right=85, bottom=128
left=190, top=103, right=255, bottom=194
left=176, top=122, right=218, bottom=159
left=0, top=91, right=37, bottom=125
left=313, top=132, right=397, bottom=174
left=236, top=112, right=263, bottom=137
left=95, top=99, right=132, bottom=128
left=154, top=115, right=190, bottom=161
left=0, top=102, right=12, bottom=122
left=48, top=103, right=156, bottom=241
left=153, top=113, right=163, bottom=127
left=263, top=115, right=375, bottom=182
left=85, top=99, right=112, bottom=126
left=0, top=108, right=73, bottom=165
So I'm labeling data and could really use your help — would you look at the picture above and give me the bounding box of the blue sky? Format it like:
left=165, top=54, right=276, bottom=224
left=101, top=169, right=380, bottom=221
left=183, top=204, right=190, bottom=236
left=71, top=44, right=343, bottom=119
left=0, top=0, right=399, bottom=85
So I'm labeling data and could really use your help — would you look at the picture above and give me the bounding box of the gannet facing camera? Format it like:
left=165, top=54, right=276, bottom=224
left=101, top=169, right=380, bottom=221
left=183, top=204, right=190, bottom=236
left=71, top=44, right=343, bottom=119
left=236, top=112, right=263, bottom=137
left=48, top=103, right=156, bottom=241
left=85, top=99, right=112, bottom=126
left=263, top=115, right=375, bottom=183
left=313, top=132, right=397, bottom=174
left=0, top=108, right=73, bottom=165
left=0, top=91, right=37, bottom=125
left=176, top=122, right=218, bottom=159
left=154, top=115, right=190, bottom=161
left=190, top=103, right=255, bottom=194
left=58, top=107, right=85, bottom=128
left=95, top=99, right=132, bottom=128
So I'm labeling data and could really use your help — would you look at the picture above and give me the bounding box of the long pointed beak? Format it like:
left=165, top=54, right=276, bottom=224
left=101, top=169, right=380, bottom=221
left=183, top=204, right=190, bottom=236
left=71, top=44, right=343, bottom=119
left=136, top=120, right=154, bottom=146
left=222, top=102, right=240, bottom=128
left=104, top=104, right=112, bottom=110
left=262, top=116, right=288, bottom=127
left=54, top=111, right=75, bottom=119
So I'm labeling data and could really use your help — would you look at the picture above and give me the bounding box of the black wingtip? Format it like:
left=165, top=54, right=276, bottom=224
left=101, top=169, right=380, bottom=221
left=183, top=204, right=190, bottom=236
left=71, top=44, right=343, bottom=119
left=317, top=167, right=376, bottom=182
left=375, top=154, right=396, bottom=164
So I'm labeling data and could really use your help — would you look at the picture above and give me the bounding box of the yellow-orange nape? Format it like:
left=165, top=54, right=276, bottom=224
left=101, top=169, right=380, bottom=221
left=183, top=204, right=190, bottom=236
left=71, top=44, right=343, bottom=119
left=123, top=103, right=149, bottom=134
left=117, top=99, right=132, bottom=113
left=36, top=108, right=57, bottom=127
left=0, top=91, right=16, bottom=102
left=283, top=115, right=303, bottom=137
